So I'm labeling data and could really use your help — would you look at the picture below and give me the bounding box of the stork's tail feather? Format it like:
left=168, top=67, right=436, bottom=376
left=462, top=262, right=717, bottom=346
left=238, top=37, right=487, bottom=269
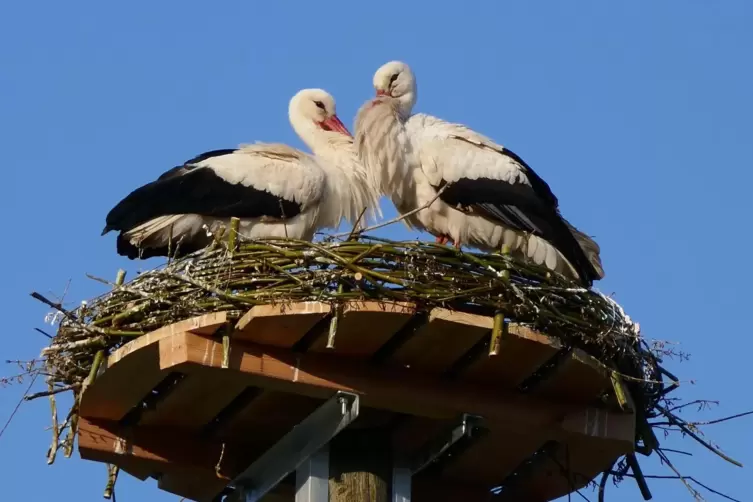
left=115, top=214, right=211, bottom=260
left=563, top=220, right=605, bottom=281
left=116, top=232, right=209, bottom=260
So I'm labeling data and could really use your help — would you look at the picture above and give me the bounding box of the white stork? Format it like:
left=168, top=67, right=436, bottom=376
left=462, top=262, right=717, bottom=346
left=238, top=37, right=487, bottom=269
left=354, top=61, right=604, bottom=286
left=103, top=89, right=378, bottom=259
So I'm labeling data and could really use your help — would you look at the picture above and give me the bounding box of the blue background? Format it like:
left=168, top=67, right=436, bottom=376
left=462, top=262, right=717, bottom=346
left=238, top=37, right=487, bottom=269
left=1, top=1, right=751, bottom=500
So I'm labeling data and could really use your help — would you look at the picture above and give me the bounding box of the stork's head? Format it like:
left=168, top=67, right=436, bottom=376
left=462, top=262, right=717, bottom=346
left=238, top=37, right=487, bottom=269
left=289, top=88, right=351, bottom=142
left=373, top=61, right=417, bottom=116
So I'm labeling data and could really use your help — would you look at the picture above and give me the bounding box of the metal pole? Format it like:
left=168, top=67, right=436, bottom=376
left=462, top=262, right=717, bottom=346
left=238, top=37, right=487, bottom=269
left=392, top=466, right=412, bottom=502
left=296, top=447, right=330, bottom=502
left=224, top=391, right=359, bottom=502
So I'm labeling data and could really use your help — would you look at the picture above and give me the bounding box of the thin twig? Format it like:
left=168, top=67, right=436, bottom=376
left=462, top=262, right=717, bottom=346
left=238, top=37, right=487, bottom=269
left=85, top=273, right=114, bottom=286
left=0, top=371, right=40, bottom=441
left=691, top=410, right=753, bottom=427
left=34, top=328, right=54, bottom=339
left=332, top=184, right=449, bottom=238
left=598, top=460, right=617, bottom=502
left=655, top=404, right=743, bottom=467
left=24, top=383, right=80, bottom=401
left=347, top=206, right=369, bottom=241
left=30, top=292, right=77, bottom=320
left=658, top=447, right=693, bottom=457
left=656, top=449, right=703, bottom=500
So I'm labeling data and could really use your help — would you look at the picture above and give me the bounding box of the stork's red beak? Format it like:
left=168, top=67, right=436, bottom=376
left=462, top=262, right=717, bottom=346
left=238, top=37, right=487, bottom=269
left=320, top=115, right=351, bottom=136
left=376, top=89, right=388, bottom=97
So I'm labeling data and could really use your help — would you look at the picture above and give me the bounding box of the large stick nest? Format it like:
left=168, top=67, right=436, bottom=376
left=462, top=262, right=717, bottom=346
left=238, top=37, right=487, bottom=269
left=30, top=234, right=745, bottom=501
left=45, top=234, right=657, bottom=400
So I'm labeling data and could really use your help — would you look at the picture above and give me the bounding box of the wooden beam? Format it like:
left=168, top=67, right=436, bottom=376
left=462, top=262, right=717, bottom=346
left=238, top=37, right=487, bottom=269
left=531, top=349, right=611, bottom=405
left=495, top=437, right=626, bottom=501
left=462, top=324, right=560, bottom=388
left=234, top=302, right=330, bottom=346
left=390, top=308, right=492, bottom=373
left=159, top=331, right=634, bottom=446
left=309, top=300, right=416, bottom=356
left=157, top=470, right=229, bottom=502
left=139, top=368, right=251, bottom=428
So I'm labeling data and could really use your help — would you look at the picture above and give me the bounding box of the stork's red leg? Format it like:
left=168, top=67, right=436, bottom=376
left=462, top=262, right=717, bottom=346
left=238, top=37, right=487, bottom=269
left=435, top=235, right=450, bottom=245
left=453, top=240, right=463, bottom=250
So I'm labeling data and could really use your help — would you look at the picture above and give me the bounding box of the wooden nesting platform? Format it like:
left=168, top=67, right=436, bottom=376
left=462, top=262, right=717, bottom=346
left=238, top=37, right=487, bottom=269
left=77, top=300, right=635, bottom=502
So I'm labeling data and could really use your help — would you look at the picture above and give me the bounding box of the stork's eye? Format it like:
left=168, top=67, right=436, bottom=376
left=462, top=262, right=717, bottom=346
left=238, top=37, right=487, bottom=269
left=314, top=101, right=326, bottom=110
left=389, top=73, right=399, bottom=85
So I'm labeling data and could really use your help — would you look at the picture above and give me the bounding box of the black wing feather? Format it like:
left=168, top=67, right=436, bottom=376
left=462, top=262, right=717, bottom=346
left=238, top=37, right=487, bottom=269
left=498, top=148, right=559, bottom=208
left=103, top=166, right=302, bottom=234
left=156, top=149, right=238, bottom=181
left=436, top=160, right=598, bottom=284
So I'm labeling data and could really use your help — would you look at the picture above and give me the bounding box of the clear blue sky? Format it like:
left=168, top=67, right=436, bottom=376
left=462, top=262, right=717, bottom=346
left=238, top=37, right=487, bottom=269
left=1, top=1, right=751, bottom=500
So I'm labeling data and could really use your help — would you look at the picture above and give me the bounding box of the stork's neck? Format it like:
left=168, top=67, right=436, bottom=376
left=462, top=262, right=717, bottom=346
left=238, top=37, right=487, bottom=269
left=395, top=89, right=416, bottom=120
left=354, top=96, right=412, bottom=198
left=289, top=111, right=324, bottom=152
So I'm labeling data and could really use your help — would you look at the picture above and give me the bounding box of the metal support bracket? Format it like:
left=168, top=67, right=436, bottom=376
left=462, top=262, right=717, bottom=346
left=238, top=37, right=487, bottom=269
left=224, top=391, right=360, bottom=502
left=410, top=413, right=486, bottom=475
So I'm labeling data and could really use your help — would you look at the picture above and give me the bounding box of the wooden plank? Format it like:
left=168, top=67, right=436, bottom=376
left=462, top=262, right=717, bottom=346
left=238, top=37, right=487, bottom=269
left=139, top=367, right=249, bottom=427
left=160, top=471, right=293, bottom=502
left=558, top=407, right=635, bottom=445
left=77, top=418, right=250, bottom=479
left=532, top=349, right=611, bottom=405
left=462, top=324, right=561, bottom=388
left=78, top=416, right=293, bottom=502
left=234, top=302, right=330, bottom=346
left=441, top=430, right=545, bottom=487
left=161, top=332, right=634, bottom=446
left=145, top=311, right=229, bottom=338
left=162, top=477, right=293, bottom=502
left=217, top=390, right=323, bottom=444
left=113, top=312, right=229, bottom=364
left=118, top=463, right=153, bottom=481
left=413, top=477, right=495, bottom=502
left=80, top=312, right=228, bottom=421
left=157, top=469, right=228, bottom=502
left=80, top=341, right=163, bottom=421
left=390, top=416, right=452, bottom=458
left=496, top=437, right=625, bottom=501
left=309, top=300, right=416, bottom=356
left=391, top=308, right=492, bottom=373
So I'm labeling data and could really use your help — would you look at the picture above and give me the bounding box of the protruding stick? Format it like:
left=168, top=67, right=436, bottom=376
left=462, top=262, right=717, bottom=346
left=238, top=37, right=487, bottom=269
left=222, top=333, right=231, bottom=369
left=326, top=286, right=344, bottom=349
left=625, top=453, right=652, bottom=500
left=489, top=311, right=506, bottom=356
left=609, top=364, right=633, bottom=412
left=228, top=217, right=241, bottom=253
left=46, top=380, right=59, bottom=465
left=104, top=464, right=119, bottom=499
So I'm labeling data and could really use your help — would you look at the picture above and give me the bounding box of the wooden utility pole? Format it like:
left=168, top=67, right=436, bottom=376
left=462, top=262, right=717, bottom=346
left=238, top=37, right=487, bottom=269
left=329, top=428, right=392, bottom=502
